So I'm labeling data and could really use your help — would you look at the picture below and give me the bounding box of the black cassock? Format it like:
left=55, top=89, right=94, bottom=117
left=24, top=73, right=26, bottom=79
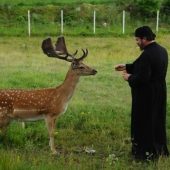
left=126, top=42, right=169, bottom=160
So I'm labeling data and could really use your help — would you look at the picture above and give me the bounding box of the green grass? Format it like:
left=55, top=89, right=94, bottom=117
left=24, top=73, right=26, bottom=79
left=0, top=36, right=170, bottom=169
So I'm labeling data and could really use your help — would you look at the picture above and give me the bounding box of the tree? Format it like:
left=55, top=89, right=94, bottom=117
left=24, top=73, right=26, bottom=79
left=161, top=0, right=170, bottom=15
left=160, top=0, right=170, bottom=22
left=115, top=0, right=161, bottom=18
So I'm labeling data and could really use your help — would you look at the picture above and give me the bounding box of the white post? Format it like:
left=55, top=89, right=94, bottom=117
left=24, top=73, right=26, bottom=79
left=93, top=10, right=96, bottom=34
left=156, top=10, right=159, bottom=32
left=28, top=10, right=31, bottom=37
left=61, top=10, right=63, bottom=34
left=122, top=10, right=125, bottom=34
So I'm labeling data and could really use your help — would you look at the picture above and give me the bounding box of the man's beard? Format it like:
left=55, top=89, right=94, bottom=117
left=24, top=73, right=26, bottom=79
left=140, top=46, right=144, bottom=50
left=138, top=43, right=144, bottom=50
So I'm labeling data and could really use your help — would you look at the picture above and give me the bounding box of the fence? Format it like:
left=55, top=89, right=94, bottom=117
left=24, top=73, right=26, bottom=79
left=0, top=8, right=170, bottom=37
left=27, top=9, right=166, bottom=37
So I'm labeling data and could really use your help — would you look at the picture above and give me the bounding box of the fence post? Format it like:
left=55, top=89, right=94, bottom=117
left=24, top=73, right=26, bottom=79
left=93, top=10, right=96, bottom=34
left=156, top=10, right=159, bottom=32
left=28, top=10, right=31, bottom=37
left=122, top=10, right=125, bottom=34
left=61, top=10, right=64, bottom=34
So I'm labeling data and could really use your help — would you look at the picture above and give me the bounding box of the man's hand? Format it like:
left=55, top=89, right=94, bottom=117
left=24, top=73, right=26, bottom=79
left=122, top=70, right=131, bottom=81
left=114, top=64, right=126, bottom=71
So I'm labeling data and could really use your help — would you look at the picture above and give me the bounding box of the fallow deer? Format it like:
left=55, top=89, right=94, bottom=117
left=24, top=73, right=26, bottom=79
left=0, top=36, right=97, bottom=154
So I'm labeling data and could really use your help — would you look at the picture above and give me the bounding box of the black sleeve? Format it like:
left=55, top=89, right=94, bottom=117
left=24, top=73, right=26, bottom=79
left=128, top=52, right=151, bottom=88
left=126, top=63, right=134, bottom=74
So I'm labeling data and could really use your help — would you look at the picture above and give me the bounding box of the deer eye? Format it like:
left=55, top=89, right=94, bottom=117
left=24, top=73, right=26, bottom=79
left=72, top=62, right=78, bottom=69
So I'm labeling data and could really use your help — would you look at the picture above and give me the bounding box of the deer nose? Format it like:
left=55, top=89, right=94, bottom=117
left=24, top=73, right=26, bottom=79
left=92, top=69, right=97, bottom=75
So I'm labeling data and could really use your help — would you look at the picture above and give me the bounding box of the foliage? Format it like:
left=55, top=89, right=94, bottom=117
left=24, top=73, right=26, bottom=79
left=160, top=0, right=170, bottom=23
left=135, top=0, right=160, bottom=17
left=115, top=0, right=161, bottom=18
left=0, top=0, right=114, bottom=6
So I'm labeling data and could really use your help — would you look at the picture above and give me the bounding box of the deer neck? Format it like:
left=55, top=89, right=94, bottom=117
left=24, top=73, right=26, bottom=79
left=59, top=68, right=80, bottom=100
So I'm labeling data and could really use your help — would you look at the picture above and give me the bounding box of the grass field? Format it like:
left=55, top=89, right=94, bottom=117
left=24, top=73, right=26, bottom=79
left=0, top=35, right=170, bottom=170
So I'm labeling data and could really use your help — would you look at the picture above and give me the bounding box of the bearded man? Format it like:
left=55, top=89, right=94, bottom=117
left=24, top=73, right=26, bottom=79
left=115, top=26, right=169, bottom=160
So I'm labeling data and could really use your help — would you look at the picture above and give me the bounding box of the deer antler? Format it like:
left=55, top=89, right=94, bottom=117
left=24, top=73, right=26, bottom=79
left=42, top=36, right=88, bottom=62
left=76, top=49, right=88, bottom=61
left=41, top=36, right=76, bottom=62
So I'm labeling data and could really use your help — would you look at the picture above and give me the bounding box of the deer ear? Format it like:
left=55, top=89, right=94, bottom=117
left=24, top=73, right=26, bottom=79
left=55, top=36, right=68, bottom=54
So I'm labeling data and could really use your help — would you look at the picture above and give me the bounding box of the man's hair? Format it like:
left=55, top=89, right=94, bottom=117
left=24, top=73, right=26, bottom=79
left=135, top=26, right=156, bottom=41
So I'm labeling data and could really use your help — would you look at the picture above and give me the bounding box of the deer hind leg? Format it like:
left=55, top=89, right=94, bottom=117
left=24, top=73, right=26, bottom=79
left=45, top=115, right=57, bottom=154
left=0, top=108, right=10, bottom=129
left=0, top=109, right=10, bottom=143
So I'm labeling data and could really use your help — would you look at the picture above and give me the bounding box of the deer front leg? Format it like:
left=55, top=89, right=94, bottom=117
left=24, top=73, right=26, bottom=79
left=45, top=115, right=57, bottom=154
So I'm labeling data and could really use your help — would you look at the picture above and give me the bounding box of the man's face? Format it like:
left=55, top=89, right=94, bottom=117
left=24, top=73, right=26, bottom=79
left=135, top=37, right=146, bottom=50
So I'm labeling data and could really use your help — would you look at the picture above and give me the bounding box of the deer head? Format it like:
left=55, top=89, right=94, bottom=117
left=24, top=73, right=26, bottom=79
left=41, top=36, right=97, bottom=76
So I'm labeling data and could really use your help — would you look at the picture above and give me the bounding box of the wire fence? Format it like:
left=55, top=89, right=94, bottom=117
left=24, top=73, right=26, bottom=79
left=0, top=8, right=170, bottom=37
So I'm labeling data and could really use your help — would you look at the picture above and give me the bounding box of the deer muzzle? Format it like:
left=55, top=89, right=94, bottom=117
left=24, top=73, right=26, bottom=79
left=92, top=69, right=97, bottom=75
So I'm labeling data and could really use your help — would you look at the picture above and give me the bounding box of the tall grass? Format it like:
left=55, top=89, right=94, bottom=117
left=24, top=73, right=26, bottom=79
left=0, top=36, right=170, bottom=169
